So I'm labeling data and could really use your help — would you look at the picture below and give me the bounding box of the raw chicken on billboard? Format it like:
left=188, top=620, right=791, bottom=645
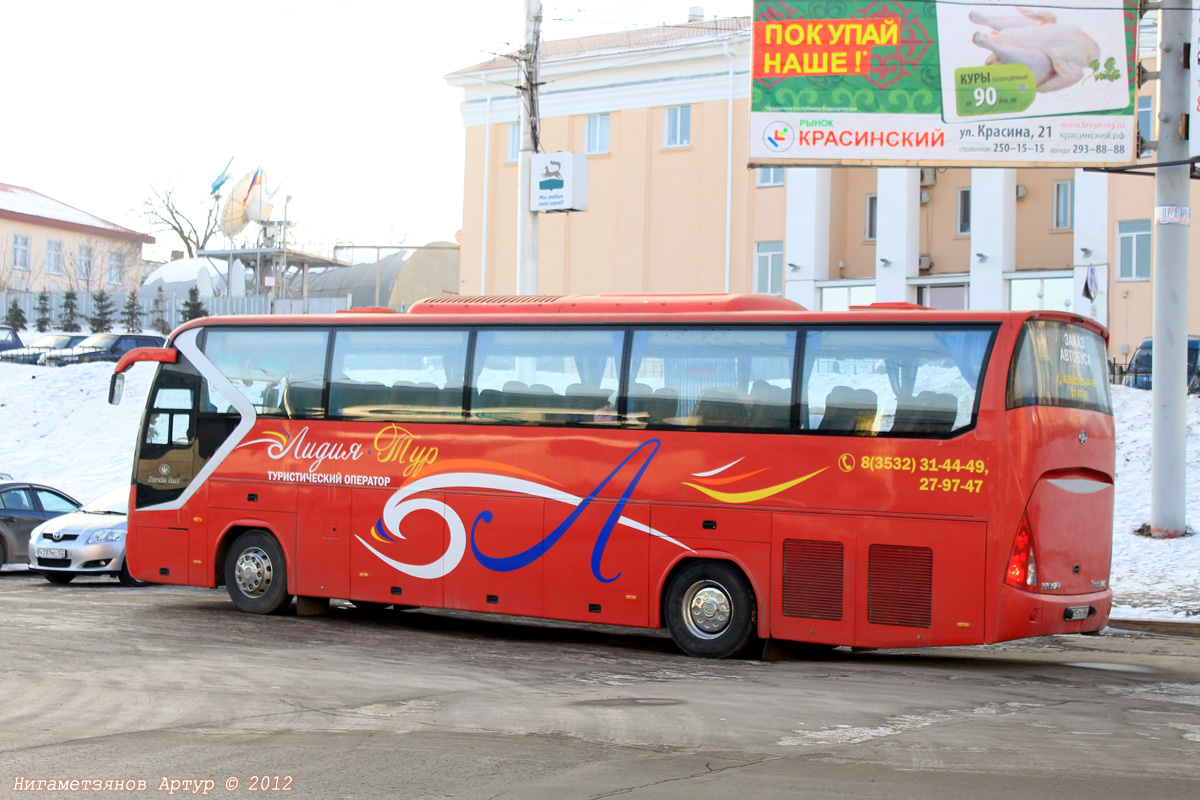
left=939, top=1, right=1130, bottom=123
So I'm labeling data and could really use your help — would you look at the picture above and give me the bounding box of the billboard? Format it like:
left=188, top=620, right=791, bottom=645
left=750, top=0, right=1139, bottom=167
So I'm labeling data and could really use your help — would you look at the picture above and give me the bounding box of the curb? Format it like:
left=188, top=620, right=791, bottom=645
left=1107, top=618, right=1200, bottom=638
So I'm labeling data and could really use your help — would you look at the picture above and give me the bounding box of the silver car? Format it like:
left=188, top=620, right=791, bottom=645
left=29, top=487, right=145, bottom=586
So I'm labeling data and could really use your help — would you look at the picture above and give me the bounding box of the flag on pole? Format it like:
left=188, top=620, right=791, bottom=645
left=210, top=157, right=234, bottom=196
left=242, top=167, right=263, bottom=205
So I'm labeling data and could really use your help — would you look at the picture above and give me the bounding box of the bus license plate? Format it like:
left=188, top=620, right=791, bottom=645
left=38, top=548, right=67, bottom=559
left=1064, top=606, right=1091, bottom=621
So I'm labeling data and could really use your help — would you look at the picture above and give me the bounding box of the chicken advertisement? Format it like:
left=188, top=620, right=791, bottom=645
left=750, top=0, right=1138, bottom=167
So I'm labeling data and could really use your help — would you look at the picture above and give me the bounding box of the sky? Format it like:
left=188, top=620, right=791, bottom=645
left=3, top=0, right=750, bottom=263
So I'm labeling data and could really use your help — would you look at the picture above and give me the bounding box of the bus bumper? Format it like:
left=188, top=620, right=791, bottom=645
left=993, top=586, right=1112, bottom=642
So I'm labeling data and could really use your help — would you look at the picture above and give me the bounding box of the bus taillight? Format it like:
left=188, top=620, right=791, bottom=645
left=1004, top=513, right=1038, bottom=590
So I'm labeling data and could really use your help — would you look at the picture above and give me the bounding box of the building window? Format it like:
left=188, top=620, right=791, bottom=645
left=956, top=188, right=971, bottom=235
left=916, top=284, right=967, bottom=310
left=1137, top=96, right=1153, bottom=157
left=12, top=235, right=30, bottom=271
left=1118, top=220, right=1151, bottom=280
left=77, top=246, right=93, bottom=282
left=664, top=105, right=690, bottom=148
left=108, top=253, right=123, bottom=285
left=46, top=241, right=63, bottom=275
left=1052, top=180, right=1074, bottom=230
left=585, top=113, right=610, bottom=155
left=821, top=284, right=876, bottom=312
left=1010, top=277, right=1074, bottom=311
left=755, top=241, right=784, bottom=296
left=507, top=122, right=520, bottom=163
left=864, top=194, right=878, bottom=241
left=756, top=167, right=785, bottom=187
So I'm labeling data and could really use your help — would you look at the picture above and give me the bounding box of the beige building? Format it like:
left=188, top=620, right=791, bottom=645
left=0, top=183, right=154, bottom=295
left=447, top=13, right=1192, bottom=362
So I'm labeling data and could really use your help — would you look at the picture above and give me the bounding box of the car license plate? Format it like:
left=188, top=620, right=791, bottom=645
left=1064, top=606, right=1092, bottom=622
left=37, top=548, right=67, bottom=559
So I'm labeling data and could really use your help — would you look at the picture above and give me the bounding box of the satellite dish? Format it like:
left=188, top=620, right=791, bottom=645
left=196, top=265, right=214, bottom=297
left=219, top=172, right=255, bottom=237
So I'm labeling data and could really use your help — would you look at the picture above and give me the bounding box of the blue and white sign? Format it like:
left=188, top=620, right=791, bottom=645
left=531, top=152, right=588, bottom=213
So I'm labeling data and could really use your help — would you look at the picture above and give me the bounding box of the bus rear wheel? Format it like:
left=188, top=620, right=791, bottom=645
left=225, top=531, right=292, bottom=615
left=665, top=561, right=756, bottom=659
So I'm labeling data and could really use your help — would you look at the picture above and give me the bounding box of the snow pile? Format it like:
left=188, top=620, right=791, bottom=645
left=0, top=361, right=153, bottom=502
left=1109, top=385, right=1200, bottom=619
left=0, top=360, right=1196, bottom=618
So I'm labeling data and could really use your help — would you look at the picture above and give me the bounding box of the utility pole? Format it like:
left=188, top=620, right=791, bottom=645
left=515, top=0, right=542, bottom=295
left=1150, top=1, right=1191, bottom=538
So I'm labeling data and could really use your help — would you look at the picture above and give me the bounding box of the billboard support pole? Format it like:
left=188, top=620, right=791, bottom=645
left=1150, top=0, right=1190, bottom=537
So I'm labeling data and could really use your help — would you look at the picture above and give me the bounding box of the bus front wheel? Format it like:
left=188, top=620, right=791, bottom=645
left=664, top=561, right=756, bottom=659
left=225, top=531, right=293, bottom=615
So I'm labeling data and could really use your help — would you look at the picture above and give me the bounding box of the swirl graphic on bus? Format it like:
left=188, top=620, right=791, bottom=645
left=356, top=440, right=690, bottom=582
left=240, top=429, right=291, bottom=457
left=682, top=456, right=827, bottom=503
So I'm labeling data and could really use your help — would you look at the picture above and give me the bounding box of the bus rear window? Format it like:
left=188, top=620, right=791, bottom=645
left=1007, top=320, right=1111, bottom=414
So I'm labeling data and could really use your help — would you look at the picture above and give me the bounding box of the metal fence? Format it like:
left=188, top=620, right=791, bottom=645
left=0, top=290, right=349, bottom=332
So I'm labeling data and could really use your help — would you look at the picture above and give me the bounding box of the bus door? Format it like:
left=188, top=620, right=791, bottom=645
left=132, top=357, right=206, bottom=584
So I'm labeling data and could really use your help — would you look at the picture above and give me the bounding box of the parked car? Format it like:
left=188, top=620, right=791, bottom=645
left=1122, top=336, right=1200, bottom=393
left=0, top=333, right=88, bottom=364
left=0, top=482, right=80, bottom=567
left=29, top=486, right=144, bottom=586
left=0, top=325, right=23, bottom=353
left=37, top=333, right=165, bottom=367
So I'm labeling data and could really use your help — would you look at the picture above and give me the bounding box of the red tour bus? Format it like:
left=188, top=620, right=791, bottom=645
left=109, top=294, right=1114, bottom=658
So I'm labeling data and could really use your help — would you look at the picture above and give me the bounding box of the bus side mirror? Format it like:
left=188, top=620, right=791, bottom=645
left=109, top=373, right=125, bottom=405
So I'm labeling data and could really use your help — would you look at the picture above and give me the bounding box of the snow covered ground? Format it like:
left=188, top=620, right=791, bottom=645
left=0, top=351, right=1196, bottom=619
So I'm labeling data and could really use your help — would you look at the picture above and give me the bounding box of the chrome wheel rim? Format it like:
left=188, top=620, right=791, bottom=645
left=234, top=547, right=273, bottom=598
left=683, top=580, right=732, bottom=640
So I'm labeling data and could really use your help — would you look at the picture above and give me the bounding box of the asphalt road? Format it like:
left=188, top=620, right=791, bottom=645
left=1, top=569, right=1197, bottom=799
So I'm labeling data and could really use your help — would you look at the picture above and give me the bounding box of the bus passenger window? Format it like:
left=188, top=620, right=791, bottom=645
left=469, top=328, right=624, bottom=426
left=801, top=326, right=995, bottom=436
left=201, top=328, right=330, bottom=419
left=627, top=328, right=795, bottom=430
left=328, top=328, right=469, bottom=422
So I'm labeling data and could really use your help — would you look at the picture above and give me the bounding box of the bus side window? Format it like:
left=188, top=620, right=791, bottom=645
left=201, top=328, right=331, bottom=419
left=469, top=328, right=624, bottom=426
left=328, top=328, right=469, bottom=422
left=802, top=326, right=994, bottom=436
left=627, top=328, right=795, bottom=431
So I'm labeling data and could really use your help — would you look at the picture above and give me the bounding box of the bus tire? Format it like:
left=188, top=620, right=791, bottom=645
left=665, top=561, right=756, bottom=659
left=224, top=531, right=293, bottom=615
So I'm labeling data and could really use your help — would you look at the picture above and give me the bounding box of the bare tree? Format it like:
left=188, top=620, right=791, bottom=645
left=143, top=186, right=221, bottom=258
